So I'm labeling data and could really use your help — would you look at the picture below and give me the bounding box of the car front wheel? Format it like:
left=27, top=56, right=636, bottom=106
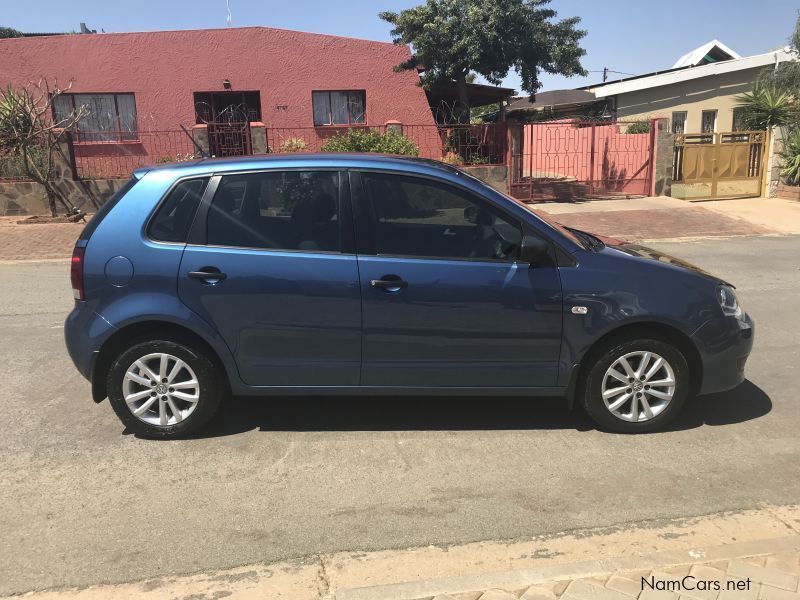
left=582, top=337, right=689, bottom=433
left=107, top=339, right=223, bottom=438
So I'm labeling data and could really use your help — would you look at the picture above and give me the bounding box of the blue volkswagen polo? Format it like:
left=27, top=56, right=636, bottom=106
left=64, top=154, right=753, bottom=437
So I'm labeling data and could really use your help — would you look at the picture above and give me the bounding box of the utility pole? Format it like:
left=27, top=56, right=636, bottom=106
left=602, top=67, right=608, bottom=83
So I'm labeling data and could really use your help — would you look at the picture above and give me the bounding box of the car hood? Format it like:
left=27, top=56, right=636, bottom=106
left=598, top=235, right=732, bottom=286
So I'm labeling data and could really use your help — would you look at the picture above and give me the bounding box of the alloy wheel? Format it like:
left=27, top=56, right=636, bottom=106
left=601, top=351, right=676, bottom=422
left=122, top=352, right=200, bottom=426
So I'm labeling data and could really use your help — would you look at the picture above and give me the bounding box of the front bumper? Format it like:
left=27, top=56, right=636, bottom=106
left=692, top=312, right=754, bottom=395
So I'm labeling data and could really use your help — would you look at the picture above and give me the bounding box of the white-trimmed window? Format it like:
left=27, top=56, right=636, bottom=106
left=671, top=111, right=687, bottom=134
left=53, top=93, right=138, bottom=142
left=701, top=110, right=717, bottom=134
left=312, top=91, right=366, bottom=126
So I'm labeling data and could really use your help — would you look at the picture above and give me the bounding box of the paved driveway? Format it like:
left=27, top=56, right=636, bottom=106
left=1, top=236, right=798, bottom=595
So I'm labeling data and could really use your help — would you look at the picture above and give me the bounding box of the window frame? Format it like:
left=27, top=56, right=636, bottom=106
left=53, top=92, right=140, bottom=143
left=701, top=109, right=718, bottom=134
left=671, top=111, right=687, bottom=134
left=145, top=176, right=210, bottom=245
left=350, top=169, right=533, bottom=264
left=312, top=90, right=367, bottom=127
left=186, top=169, right=355, bottom=255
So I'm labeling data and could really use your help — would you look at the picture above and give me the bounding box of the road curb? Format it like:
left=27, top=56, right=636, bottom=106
left=328, top=535, right=800, bottom=600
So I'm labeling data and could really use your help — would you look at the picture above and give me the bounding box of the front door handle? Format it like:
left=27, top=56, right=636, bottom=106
left=370, top=276, right=408, bottom=292
left=188, top=267, right=227, bottom=282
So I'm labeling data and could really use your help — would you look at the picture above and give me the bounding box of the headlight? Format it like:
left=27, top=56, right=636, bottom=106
left=717, top=285, right=742, bottom=318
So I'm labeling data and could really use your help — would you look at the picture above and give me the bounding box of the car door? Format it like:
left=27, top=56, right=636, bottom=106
left=351, top=170, right=563, bottom=389
left=177, top=169, right=361, bottom=387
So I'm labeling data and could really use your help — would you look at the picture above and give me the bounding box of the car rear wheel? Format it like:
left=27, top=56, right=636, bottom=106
left=581, top=337, right=689, bottom=433
left=107, top=339, right=223, bottom=438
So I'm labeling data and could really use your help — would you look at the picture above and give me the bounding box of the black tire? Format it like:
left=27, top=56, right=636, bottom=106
left=107, top=339, right=224, bottom=439
left=581, top=337, right=689, bottom=433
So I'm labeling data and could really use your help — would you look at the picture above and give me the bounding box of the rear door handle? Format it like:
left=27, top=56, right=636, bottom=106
left=370, top=277, right=408, bottom=291
left=188, top=267, right=227, bottom=282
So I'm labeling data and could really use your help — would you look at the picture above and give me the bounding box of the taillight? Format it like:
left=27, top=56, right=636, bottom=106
left=71, top=246, right=85, bottom=300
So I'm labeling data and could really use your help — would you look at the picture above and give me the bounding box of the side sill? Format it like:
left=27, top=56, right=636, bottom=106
left=229, top=385, right=568, bottom=397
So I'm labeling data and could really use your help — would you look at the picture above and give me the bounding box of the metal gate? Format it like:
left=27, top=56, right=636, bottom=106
left=194, top=93, right=259, bottom=157
left=206, top=121, right=253, bottom=157
left=672, top=131, right=766, bottom=200
left=509, top=120, right=656, bottom=201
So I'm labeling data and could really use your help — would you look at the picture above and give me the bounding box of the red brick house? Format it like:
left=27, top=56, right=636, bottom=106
left=0, top=26, right=445, bottom=175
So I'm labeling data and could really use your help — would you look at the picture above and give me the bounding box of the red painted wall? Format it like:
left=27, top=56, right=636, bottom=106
left=0, top=27, right=438, bottom=176
left=0, top=26, right=435, bottom=130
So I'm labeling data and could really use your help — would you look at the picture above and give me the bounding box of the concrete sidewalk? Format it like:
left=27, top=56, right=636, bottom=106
left=9, top=506, right=799, bottom=600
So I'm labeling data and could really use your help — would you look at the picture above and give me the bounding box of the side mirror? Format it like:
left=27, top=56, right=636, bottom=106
left=519, top=235, right=549, bottom=265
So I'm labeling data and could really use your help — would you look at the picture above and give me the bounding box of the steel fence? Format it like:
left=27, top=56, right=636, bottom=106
left=69, top=124, right=510, bottom=179
left=510, top=119, right=656, bottom=201
left=72, top=130, right=200, bottom=179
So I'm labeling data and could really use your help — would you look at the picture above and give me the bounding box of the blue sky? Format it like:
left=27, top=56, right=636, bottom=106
left=4, top=0, right=798, bottom=94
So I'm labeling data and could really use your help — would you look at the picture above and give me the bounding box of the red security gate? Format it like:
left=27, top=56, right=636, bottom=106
left=510, top=119, right=656, bottom=201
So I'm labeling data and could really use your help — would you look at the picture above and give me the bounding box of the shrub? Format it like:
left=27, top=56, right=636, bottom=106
left=321, top=128, right=419, bottom=156
left=781, top=129, right=800, bottom=186
left=0, top=146, right=46, bottom=179
left=440, top=151, right=463, bottom=165
left=278, top=137, right=308, bottom=153
left=625, top=121, right=650, bottom=134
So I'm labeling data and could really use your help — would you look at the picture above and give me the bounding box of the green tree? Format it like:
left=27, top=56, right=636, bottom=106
left=754, top=13, right=799, bottom=121
left=0, top=27, right=22, bottom=39
left=380, top=0, right=586, bottom=122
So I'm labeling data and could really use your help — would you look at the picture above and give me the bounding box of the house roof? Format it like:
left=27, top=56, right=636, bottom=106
left=426, top=81, right=516, bottom=108
left=672, top=39, right=740, bottom=68
left=506, top=89, right=597, bottom=113
left=581, top=48, right=796, bottom=98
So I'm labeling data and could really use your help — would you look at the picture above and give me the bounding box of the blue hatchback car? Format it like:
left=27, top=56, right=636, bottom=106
left=65, top=154, right=753, bottom=437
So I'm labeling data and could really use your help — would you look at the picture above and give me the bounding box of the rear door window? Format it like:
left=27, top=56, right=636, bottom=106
left=148, top=178, right=209, bottom=243
left=207, top=171, right=340, bottom=252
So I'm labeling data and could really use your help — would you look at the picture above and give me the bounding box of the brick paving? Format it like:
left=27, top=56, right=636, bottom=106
left=421, top=552, right=800, bottom=600
left=0, top=217, right=84, bottom=261
left=535, top=207, right=775, bottom=242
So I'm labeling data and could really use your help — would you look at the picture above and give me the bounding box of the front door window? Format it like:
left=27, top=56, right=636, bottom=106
left=361, top=172, right=522, bottom=261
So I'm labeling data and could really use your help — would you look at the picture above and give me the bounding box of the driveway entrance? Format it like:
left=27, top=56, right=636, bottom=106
left=671, top=131, right=766, bottom=200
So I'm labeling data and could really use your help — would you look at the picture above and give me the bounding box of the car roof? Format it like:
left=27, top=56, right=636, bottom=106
left=134, top=153, right=463, bottom=180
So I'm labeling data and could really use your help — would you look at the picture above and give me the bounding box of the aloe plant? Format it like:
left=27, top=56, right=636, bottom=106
left=734, top=84, right=796, bottom=130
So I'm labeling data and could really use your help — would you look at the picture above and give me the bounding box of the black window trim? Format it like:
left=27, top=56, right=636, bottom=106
left=349, top=168, right=555, bottom=265
left=144, top=175, right=211, bottom=246
left=186, top=168, right=355, bottom=255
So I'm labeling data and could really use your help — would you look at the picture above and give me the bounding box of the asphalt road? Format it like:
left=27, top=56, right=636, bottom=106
left=2, top=235, right=799, bottom=595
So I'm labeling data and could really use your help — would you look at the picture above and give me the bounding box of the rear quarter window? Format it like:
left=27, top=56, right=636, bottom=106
left=148, top=178, right=209, bottom=243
